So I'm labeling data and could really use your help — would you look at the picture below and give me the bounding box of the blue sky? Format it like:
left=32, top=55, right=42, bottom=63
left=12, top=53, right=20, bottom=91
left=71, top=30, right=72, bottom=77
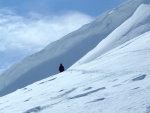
left=0, top=0, right=128, bottom=74
left=0, top=0, right=127, bottom=17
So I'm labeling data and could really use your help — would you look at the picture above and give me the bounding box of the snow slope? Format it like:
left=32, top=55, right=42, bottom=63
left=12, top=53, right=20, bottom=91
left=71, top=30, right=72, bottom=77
left=0, top=0, right=145, bottom=96
left=0, top=30, right=150, bottom=113
left=74, top=1, right=150, bottom=66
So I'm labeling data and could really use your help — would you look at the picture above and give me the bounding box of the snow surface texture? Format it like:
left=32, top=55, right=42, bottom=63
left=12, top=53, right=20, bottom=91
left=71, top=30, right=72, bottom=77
left=0, top=0, right=150, bottom=112
left=0, top=0, right=146, bottom=96
left=0, top=28, right=150, bottom=113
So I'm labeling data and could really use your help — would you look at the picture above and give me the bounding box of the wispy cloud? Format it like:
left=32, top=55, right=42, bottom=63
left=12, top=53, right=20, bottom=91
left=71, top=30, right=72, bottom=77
left=0, top=9, right=93, bottom=73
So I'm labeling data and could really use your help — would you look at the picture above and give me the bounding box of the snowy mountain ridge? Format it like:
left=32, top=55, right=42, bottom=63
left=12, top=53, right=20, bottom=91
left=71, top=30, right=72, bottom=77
left=74, top=2, right=150, bottom=65
left=0, top=0, right=150, bottom=112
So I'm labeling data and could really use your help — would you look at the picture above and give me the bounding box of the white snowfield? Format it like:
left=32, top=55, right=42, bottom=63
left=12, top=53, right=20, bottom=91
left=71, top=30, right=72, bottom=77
left=0, top=29, right=150, bottom=113
left=0, top=0, right=150, bottom=113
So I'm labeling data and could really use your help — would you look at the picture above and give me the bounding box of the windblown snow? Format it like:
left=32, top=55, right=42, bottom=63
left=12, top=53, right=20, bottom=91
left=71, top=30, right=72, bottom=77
left=0, top=0, right=150, bottom=113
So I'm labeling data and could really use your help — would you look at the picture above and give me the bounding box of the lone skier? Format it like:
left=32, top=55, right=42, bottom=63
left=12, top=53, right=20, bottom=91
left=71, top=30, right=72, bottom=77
left=59, top=63, right=65, bottom=72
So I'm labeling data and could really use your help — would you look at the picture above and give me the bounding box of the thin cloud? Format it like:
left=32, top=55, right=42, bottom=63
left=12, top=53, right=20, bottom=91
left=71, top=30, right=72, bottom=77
left=0, top=10, right=93, bottom=52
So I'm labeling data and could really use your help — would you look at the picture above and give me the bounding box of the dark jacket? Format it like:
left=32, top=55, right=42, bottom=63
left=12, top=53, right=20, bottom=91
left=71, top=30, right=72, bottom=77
left=59, top=64, right=64, bottom=72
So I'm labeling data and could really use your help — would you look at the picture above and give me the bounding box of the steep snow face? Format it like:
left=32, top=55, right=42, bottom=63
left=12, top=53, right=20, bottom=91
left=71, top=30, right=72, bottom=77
left=0, top=31, right=150, bottom=113
left=0, top=0, right=144, bottom=96
left=74, top=2, right=150, bottom=66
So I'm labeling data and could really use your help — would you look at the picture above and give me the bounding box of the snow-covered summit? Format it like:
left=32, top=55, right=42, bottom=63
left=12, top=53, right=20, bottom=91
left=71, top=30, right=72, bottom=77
left=0, top=0, right=149, bottom=98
